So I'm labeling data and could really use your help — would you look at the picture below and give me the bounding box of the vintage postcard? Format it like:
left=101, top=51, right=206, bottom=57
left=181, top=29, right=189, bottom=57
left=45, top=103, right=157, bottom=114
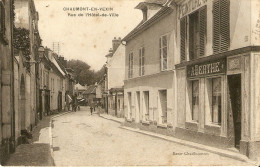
left=0, top=0, right=260, bottom=166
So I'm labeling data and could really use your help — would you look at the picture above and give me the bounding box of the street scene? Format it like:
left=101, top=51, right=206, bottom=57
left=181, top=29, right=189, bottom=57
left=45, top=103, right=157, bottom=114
left=1, top=0, right=260, bottom=166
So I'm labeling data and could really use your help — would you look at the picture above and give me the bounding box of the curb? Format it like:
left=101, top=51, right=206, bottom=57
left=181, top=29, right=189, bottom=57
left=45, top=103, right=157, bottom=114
left=49, top=111, right=72, bottom=165
left=120, top=126, right=258, bottom=165
left=99, top=114, right=124, bottom=124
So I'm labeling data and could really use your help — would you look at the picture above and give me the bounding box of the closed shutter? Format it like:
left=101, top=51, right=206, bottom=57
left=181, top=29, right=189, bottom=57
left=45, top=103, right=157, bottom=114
left=0, top=2, right=5, bottom=35
left=142, top=47, right=145, bottom=75
left=180, top=17, right=187, bottom=62
left=189, top=16, right=194, bottom=60
left=213, top=0, right=220, bottom=53
left=213, top=0, right=229, bottom=53
left=199, top=6, right=207, bottom=57
left=220, top=0, right=230, bottom=52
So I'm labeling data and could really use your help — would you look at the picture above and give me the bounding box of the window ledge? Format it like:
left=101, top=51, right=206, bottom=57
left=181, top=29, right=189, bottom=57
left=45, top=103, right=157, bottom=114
left=205, top=123, right=221, bottom=128
left=141, top=120, right=150, bottom=125
left=186, top=121, right=198, bottom=125
left=157, top=123, right=167, bottom=129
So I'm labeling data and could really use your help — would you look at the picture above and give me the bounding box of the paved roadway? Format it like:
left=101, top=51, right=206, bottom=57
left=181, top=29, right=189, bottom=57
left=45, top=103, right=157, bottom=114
left=51, top=106, right=250, bottom=166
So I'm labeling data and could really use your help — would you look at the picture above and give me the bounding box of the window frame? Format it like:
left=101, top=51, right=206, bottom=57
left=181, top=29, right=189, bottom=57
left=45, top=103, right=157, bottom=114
left=159, top=35, right=168, bottom=71
left=210, top=77, right=222, bottom=125
left=128, top=52, right=134, bottom=78
left=139, top=47, right=145, bottom=76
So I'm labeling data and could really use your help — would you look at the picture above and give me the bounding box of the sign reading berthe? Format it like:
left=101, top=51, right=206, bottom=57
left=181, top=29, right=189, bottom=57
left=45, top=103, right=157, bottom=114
left=187, top=58, right=226, bottom=78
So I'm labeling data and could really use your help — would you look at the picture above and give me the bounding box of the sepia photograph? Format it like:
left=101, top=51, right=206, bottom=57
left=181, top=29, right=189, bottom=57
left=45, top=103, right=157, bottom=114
left=0, top=0, right=260, bottom=166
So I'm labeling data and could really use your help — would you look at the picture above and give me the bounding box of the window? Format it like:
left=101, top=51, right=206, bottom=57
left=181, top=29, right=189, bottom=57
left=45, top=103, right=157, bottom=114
left=139, top=47, right=145, bottom=76
left=159, top=35, right=168, bottom=71
left=181, top=6, right=207, bottom=61
left=192, top=80, right=199, bottom=122
left=158, top=90, right=167, bottom=124
left=128, top=52, right=133, bottom=78
left=213, top=0, right=230, bottom=53
left=211, top=77, right=221, bottom=124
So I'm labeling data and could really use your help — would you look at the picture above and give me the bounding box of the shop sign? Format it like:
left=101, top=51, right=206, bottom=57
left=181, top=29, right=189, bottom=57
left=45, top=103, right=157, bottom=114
left=187, top=58, right=226, bottom=78
left=179, top=0, right=207, bottom=18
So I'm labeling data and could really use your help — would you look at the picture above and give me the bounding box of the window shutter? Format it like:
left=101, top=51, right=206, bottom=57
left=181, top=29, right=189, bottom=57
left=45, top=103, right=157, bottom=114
left=142, top=48, right=145, bottom=75
left=189, top=16, right=194, bottom=60
left=199, top=6, right=207, bottom=57
left=159, top=38, right=162, bottom=70
left=220, top=0, right=229, bottom=52
left=180, top=17, right=187, bottom=62
left=213, top=0, right=229, bottom=53
left=213, top=0, right=220, bottom=54
left=128, top=54, right=131, bottom=78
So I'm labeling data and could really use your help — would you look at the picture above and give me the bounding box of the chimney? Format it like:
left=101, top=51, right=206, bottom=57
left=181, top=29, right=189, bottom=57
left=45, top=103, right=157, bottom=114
left=112, top=37, right=121, bottom=53
left=142, top=7, right=148, bottom=22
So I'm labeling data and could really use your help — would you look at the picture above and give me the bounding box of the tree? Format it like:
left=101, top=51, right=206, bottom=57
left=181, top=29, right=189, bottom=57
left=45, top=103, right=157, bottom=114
left=67, top=60, right=105, bottom=86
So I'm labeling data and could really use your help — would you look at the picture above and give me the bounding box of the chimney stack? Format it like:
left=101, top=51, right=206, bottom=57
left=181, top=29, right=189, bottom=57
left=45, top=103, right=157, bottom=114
left=112, top=37, right=121, bottom=53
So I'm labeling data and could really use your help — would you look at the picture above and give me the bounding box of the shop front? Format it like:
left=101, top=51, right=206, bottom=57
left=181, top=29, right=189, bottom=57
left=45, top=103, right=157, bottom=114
left=175, top=48, right=260, bottom=160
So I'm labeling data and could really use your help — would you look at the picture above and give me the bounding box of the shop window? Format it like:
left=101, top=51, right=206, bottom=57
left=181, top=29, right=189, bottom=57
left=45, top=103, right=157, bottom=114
left=192, top=80, right=199, bottom=122
left=211, top=77, right=221, bottom=124
left=128, top=52, right=133, bottom=78
left=159, top=35, right=168, bottom=71
left=213, top=0, right=230, bottom=53
left=139, top=47, right=145, bottom=76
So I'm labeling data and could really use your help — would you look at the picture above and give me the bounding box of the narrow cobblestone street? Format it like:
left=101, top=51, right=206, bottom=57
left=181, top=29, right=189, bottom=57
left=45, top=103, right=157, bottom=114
left=51, top=107, right=251, bottom=166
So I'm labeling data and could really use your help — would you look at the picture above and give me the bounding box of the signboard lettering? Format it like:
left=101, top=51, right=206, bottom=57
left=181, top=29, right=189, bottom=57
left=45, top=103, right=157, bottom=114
left=187, top=58, right=226, bottom=77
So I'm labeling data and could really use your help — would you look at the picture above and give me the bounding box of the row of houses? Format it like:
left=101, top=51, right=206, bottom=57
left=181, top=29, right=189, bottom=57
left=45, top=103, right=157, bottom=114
left=0, top=0, right=75, bottom=163
left=104, top=0, right=260, bottom=161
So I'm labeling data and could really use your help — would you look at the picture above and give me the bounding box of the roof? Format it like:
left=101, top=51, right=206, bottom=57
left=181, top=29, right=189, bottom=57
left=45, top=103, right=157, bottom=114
left=135, top=0, right=168, bottom=9
left=83, top=85, right=96, bottom=95
left=122, top=6, right=173, bottom=42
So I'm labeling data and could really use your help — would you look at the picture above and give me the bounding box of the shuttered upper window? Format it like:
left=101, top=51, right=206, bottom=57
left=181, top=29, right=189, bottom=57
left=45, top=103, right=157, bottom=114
left=139, top=47, right=145, bottom=76
left=128, top=52, right=133, bottom=78
left=181, top=6, right=207, bottom=62
left=159, top=35, right=168, bottom=71
left=213, top=0, right=230, bottom=54
left=180, top=17, right=187, bottom=62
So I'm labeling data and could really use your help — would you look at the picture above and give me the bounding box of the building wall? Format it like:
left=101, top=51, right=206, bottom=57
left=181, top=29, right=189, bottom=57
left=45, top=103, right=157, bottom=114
left=124, top=72, right=174, bottom=125
left=174, top=0, right=260, bottom=160
left=125, top=11, right=176, bottom=78
left=107, top=44, right=125, bottom=90
left=175, top=0, right=260, bottom=64
left=0, top=0, right=14, bottom=162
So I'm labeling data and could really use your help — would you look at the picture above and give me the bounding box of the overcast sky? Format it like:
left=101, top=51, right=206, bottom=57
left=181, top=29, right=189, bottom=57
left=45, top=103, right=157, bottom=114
left=34, top=0, right=143, bottom=71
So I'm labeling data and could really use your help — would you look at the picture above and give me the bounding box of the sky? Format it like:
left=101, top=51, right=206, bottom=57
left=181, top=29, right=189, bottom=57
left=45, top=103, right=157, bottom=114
left=34, top=0, right=143, bottom=71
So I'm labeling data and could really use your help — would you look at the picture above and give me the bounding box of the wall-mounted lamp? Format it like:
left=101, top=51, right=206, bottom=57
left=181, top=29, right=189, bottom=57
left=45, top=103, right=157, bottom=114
left=25, top=46, right=45, bottom=66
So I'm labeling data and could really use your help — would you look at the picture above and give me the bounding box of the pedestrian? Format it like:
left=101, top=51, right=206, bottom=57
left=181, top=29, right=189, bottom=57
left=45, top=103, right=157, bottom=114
left=72, top=93, right=78, bottom=112
left=90, top=105, right=93, bottom=115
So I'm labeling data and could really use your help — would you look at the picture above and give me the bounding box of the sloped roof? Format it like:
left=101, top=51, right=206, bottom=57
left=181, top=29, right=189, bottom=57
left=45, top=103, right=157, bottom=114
left=83, top=85, right=96, bottom=95
left=122, top=6, right=173, bottom=42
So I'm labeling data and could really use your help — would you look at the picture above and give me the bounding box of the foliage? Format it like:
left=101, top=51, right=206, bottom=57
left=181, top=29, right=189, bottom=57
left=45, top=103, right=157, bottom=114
left=67, top=60, right=106, bottom=86
left=13, top=27, right=31, bottom=60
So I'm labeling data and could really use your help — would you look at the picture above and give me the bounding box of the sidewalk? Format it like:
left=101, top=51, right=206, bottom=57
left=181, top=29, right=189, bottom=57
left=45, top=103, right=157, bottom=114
left=99, top=113, right=124, bottom=124
left=4, top=111, right=71, bottom=166
left=119, top=126, right=258, bottom=165
left=97, top=115, right=258, bottom=165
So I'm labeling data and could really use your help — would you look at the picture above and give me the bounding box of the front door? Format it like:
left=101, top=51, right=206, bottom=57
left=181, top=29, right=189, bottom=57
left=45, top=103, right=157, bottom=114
left=228, top=74, right=242, bottom=149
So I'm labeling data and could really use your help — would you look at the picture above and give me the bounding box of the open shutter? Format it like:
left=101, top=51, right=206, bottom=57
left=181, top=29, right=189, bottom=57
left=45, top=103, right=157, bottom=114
left=142, top=47, right=145, bottom=75
left=180, top=17, right=187, bottom=62
left=128, top=54, right=131, bottom=78
left=220, top=0, right=229, bottom=52
left=199, top=6, right=207, bottom=57
left=213, top=0, right=220, bottom=54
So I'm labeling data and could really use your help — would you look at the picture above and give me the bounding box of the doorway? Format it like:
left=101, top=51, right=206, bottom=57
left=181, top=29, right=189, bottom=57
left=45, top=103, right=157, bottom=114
left=228, top=74, right=241, bottom=149
left=20, top=75, right=26, bottom=130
